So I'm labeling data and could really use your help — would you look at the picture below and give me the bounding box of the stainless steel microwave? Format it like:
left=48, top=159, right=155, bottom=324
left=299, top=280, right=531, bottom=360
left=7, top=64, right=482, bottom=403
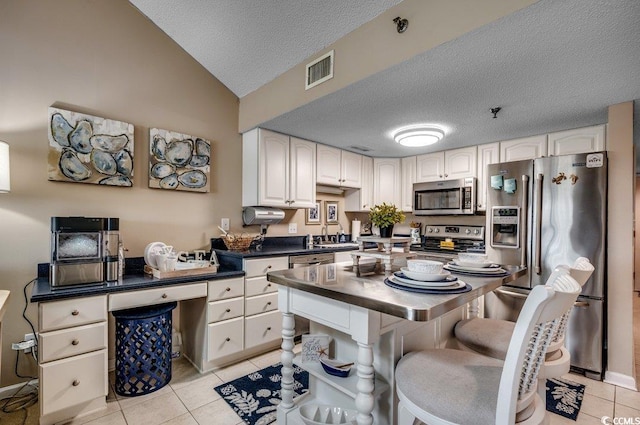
left=413, top=177, right=476, bottom=215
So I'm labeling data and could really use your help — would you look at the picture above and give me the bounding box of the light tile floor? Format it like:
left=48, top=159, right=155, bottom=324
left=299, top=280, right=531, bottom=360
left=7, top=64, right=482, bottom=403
left=1, top=296, right=639, bottom=425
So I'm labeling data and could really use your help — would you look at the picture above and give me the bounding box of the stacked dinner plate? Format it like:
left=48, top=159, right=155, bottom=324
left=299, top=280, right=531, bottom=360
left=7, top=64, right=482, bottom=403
left=444, top=252, right=507, bottom=276
left=388, top=267, right=467, bottom=291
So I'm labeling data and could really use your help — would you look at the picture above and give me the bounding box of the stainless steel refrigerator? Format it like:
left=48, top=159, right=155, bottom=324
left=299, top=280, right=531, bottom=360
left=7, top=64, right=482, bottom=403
left=484, top=152, right=607, bottom=380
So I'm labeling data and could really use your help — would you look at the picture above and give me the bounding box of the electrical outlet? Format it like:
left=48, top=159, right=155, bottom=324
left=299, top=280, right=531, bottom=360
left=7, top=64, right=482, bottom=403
left=221, top=218, right=230, bottom=231
left=288, top=223, right=297, bottom=234
left=24, top=333, right=36, bottom=354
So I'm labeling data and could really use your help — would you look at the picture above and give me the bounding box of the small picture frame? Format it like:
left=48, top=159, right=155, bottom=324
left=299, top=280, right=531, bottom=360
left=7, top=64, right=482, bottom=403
left=306, top=201, right=321, bottom=225
left=301, top=334, right=332, bottom=363
left=325, top=202, right=338, bottom=223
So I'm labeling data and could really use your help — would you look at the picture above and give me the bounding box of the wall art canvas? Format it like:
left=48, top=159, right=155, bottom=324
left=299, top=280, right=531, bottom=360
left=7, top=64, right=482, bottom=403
left=149, top=128, right=211, bottom=192
left=48, top=107, right=134, bottom=186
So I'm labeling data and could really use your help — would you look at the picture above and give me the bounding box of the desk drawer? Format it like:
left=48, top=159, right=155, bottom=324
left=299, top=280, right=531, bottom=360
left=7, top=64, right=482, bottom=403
left=39, top=296, right=107, bottom=332
left=39, top=322, right=107, bottom=363
left=40, top=349, right=107, bottom=416
left=245, top=310, right=282, bottom=349
left=207, top=317, right=243, bottom=361
left=109, top=282, right=207, bottom=311
left=245, top=276, right=277, bottom=297
left=208, top=277, right=244, bottom=301
left=207, top=297, right=244, bottom=323
left=245, top=293, right=278, bottom=316
left=243, top=257, right=288, bottom=278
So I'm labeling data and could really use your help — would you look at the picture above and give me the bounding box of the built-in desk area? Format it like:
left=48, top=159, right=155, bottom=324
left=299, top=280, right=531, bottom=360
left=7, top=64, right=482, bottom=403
left=31, top=261, right=243, bottom=425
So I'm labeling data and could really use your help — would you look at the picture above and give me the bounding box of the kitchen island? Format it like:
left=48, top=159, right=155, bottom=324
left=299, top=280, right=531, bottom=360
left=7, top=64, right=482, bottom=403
left=267, top=262, right=526, bottom=425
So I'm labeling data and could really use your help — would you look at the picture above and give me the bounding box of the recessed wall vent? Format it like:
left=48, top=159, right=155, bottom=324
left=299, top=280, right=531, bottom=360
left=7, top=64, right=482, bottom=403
left=305, top=50, right=334, bottom=90
left=348, top=145, right=372, bottom=153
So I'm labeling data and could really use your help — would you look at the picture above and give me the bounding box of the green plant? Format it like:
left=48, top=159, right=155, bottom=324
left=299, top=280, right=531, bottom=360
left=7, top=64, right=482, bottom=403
left=369, top=203, right=406, bottom=228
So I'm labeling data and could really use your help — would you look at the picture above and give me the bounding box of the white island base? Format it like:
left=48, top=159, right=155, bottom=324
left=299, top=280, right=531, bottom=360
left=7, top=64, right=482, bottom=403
left=276, top=287, right=468, bottom=425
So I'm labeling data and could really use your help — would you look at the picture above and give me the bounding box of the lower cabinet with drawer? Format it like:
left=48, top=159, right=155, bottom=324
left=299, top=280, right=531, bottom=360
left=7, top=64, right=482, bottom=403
left=38, top=295, right=108, bottom=425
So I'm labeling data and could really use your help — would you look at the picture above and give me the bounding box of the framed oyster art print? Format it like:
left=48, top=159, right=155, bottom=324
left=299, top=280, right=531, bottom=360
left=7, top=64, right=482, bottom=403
left=48, top=107, right=134, bottom=186
left=149, top=128, right=211, bottom=192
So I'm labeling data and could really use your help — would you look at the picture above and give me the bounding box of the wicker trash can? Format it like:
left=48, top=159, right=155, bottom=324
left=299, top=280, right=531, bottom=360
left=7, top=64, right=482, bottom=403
left=113, top=302, right=176, bottom=397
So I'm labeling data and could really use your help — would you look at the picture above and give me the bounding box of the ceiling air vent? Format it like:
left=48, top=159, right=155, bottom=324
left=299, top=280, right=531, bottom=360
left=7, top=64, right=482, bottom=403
left=348, top=145, right=372, bottom=153
left=305, top=50, right=334, bottom=90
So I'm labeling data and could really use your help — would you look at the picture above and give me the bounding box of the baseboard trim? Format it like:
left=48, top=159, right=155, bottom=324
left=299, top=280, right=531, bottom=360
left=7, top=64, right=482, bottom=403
left=604, top=371, right=637, bottom=390
left=0, top=379, right=39, bottom=400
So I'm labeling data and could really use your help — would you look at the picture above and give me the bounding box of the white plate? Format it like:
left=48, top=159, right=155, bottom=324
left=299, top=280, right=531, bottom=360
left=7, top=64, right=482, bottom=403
left=393, top=272, right=457, bottom=287
left=445, top=263, right=506, bottom=274
left=144, top=242, right=167, bottom=269
left=454, top=260, right=494, bottom=268
left=398, top=268, right=452, bottom=283
left=389, top=276, right=466, bottom=290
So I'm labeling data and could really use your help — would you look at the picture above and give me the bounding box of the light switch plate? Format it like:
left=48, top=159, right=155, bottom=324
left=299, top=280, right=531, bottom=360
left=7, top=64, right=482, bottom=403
left=288, top=223, right=297, bottom=234
left=221, top=218, right=230, bottom=231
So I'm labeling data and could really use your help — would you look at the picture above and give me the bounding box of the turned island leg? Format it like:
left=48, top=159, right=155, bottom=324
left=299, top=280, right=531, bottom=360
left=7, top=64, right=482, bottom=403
left=355, top=342, right=375, bottom=425
left=279, top=312, right=296, bottom=420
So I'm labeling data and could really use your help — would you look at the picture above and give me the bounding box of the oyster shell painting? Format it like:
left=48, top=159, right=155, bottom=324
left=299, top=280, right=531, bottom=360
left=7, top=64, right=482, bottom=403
left=48, top=107, right=134, bottom=186
left=149, top=128, right=211, bottom=192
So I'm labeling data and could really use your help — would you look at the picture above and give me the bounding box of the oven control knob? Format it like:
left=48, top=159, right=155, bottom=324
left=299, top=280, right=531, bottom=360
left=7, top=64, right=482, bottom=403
left=474, top=229, right=480, bottom=235
left=465, top=229, right=471, bottom=234
left=433, top=228, right=440, bottom=233
left=427, top=228, right=433, bottom=233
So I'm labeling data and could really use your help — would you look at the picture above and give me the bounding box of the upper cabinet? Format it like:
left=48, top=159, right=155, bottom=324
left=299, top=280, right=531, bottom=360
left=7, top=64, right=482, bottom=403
left=499, top=135, right=547, bottom=162
left=345, top=156, right=374, bottom=212
left=401, top=156, right=416, bottom=212
left=316, top=145, right=362, bottom=188
left=373, top=158, right=401, bottom=207
left=547, top=124, right=606, bottom=156
left=242, top=129, right=316, bottom=208
left=476, top=142, right=500, bottom=212
left=416, top=146, right=476, bottom=183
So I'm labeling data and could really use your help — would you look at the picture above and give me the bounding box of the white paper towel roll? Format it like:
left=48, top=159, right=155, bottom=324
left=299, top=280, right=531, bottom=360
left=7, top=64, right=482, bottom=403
left=351, top=220, right=361, bottom=241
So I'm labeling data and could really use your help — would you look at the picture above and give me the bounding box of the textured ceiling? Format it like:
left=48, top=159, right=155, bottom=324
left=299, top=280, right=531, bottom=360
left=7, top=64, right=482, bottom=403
left=264, top=0, right=640, bottom=157
left=130, top=0, right=640, bottom=162
left=128, top=0, right=403, bottom=97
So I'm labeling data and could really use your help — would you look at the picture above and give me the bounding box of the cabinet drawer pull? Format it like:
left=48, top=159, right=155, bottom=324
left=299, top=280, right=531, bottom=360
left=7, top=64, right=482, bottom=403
left=225, top=337, right=231, bottom=342
left=225, top=308, right=231, bottom=313
left=71, top=339, right=79, bottom=346
left=225, top=287, right=231, bottom=292
left=72, top=379, right=80, bottom=387
left=266, top=265, right=272, bottom=269
left=267, top=283, right=272, bottom=287
left=161, top=293, right=168, bottom=299
left=266, top=302, right=272, bottom=306
left=266, top=327, right=272, bottom=331
left=71, top=310, right=80, bottom=316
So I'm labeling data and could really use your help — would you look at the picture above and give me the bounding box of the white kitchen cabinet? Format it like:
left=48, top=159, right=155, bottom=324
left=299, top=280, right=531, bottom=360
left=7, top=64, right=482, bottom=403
left=242, top=128, right=316, bottom=208
left=373, top=158, right=401, bottom=206
left=547, top=124, right=606, bottom=156
left=317, top=145, right=362, bottom=188
left=416, top=146, right=476, bottom=182
left=38, top=295, right=108, bottom=425
left=500, top=134, right=548, bottom=161
left=401, top=156, right=416, bottom=212
left=344, top=155, right=373, bottom=212
left=476, top=142, right=500, bottom=211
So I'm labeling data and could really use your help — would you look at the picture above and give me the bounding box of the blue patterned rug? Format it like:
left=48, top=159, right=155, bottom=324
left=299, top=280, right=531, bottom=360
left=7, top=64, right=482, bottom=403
left=214, top=363, right=308, bottom=425
left=546, top=377, right=586, bottom=421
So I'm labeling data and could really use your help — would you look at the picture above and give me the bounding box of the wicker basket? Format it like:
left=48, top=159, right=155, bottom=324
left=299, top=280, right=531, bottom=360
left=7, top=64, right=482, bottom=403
left=222, top=234, right=261, bottom=251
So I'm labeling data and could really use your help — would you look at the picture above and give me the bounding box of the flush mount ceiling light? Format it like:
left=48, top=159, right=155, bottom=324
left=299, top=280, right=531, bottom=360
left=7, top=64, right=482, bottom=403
left=393, top=125, right=445, bottom=147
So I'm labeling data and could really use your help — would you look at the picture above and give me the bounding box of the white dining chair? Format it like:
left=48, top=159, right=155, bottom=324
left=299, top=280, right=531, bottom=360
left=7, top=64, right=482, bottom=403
left=452, top=258, right=594, bottom=423
left=395, top=272, right=582, bottom=425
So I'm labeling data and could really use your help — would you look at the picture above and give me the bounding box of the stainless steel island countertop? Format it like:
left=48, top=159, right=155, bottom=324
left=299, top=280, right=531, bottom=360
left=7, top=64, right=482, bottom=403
left=267, top=262, right=526, bottom=321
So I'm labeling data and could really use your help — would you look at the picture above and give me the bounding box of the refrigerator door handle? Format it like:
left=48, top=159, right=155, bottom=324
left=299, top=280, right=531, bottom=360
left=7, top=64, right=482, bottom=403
left=574, top=301, right=590, bottom=308
left=494, top=287, right=529, bottom=299
left=534, top=173, right=544, bottom=274
left=520, top=175, right=530, bottom=267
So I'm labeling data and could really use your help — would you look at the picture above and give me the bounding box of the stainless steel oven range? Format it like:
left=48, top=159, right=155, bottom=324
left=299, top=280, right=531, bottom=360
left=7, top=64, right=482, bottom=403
left=411, top=225, right=485, bottom=262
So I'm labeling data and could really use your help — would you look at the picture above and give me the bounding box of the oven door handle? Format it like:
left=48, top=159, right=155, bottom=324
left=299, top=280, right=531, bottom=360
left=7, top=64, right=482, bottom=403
left=494, top=287, right=529, bottom=300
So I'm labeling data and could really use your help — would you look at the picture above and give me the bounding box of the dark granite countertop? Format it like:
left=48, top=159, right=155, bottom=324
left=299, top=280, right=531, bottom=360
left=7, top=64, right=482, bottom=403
left=32, top=257, right=244, bottom=303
